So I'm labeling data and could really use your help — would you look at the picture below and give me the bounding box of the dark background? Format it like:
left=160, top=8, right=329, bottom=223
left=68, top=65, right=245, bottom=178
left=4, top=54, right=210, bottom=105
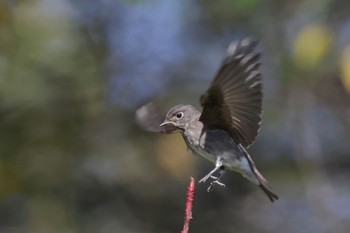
left=0, top=0, right=350, bottom=232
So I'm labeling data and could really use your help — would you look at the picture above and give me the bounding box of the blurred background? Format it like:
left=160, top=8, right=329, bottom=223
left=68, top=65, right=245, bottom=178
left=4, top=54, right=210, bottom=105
left=0, top=0, right=350, bottom=232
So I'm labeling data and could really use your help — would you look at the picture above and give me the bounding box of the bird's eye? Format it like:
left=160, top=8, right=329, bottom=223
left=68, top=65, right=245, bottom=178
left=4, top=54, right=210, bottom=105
left=176, top=112, right=183, bottom=119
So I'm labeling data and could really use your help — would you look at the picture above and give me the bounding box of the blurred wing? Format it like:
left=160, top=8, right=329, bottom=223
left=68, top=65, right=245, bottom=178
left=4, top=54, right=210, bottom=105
left=135, top=102, right=177, bottom=134
left=199, top=39, right=262, bottom=147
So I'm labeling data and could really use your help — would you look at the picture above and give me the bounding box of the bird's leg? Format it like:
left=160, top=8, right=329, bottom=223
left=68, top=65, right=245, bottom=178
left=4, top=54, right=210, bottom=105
left=199, top=156, right=223, bottom=183
left=207, top=166, right=226, bottom=192
left=210, top=166, right=226, bottom=183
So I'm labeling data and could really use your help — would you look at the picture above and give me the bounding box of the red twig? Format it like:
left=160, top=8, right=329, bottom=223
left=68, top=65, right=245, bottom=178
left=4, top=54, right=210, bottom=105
left=181, top=177, right=196, bottom=233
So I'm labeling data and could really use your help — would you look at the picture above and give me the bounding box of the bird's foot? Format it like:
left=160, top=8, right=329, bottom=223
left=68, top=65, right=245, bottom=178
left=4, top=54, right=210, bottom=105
left=199, top=174, right=211, bottom=183
left=199, top=157, right=224, bottom=184
left=199, top=174, right=226, bottom=185
left=209, top=176, right=226, bottom=186
left=207, top=179, right=226, bottom=192
left=206, top=166, right=226, bottom=192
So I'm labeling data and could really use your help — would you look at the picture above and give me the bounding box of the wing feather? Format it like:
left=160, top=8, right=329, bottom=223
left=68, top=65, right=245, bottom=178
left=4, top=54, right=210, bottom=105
left=199, top=39, right=262, bottom=147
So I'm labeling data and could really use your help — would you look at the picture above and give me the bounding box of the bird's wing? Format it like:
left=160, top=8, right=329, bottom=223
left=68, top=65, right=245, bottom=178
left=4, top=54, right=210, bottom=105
left=136, top=102, right=177, bottom=134
left=199, top=39, right=262, bottom=147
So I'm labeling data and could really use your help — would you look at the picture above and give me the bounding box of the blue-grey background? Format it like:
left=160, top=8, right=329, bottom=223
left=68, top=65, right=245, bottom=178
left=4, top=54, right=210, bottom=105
left=0, top=0, right=350, bottom=232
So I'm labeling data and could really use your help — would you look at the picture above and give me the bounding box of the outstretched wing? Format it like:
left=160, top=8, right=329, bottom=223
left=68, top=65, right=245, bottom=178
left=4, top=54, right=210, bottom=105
left=199, top=39, right=262, bottom=147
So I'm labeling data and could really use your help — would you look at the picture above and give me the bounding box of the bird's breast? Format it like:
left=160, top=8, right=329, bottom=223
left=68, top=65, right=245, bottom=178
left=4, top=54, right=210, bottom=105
left=182, top=127, right=249, bottom=172
left=183, top=134, right=217, bottom=164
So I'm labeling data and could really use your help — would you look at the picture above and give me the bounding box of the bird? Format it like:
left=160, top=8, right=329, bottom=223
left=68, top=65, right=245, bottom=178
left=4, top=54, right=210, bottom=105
left=136, top=39, right=279, bottom=202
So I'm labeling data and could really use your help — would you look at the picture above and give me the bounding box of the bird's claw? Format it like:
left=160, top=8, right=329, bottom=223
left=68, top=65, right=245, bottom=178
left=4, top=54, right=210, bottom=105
left=207, top=180, right=226, bottom=192
left=199, top=161, right=226, bottom=191
left=200, top=175, right=226, bottom=192
left=199, top=175, right=211, bottom=183
left=211, top=179, right=226, bottom=187
left=199, top=170, right=223, bottom=184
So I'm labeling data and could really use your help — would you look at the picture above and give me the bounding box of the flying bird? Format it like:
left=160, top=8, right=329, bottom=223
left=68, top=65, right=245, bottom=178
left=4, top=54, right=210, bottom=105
left=136, top=39, right=278, bottom=202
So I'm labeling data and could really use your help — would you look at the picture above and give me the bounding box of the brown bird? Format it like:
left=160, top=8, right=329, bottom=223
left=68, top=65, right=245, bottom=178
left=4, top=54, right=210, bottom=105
left=136, top=39, right=278, bottom=202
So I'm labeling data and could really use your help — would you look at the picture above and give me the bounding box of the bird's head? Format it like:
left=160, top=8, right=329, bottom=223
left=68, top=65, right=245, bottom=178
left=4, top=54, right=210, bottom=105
left=160, top=105, right=198, bottom=132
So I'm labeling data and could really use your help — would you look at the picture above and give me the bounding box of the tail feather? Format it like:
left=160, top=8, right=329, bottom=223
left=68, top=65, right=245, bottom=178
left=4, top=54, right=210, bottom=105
left=255, top=168, right=279, bottom=202
left=239, top=145, right=279, bottom=202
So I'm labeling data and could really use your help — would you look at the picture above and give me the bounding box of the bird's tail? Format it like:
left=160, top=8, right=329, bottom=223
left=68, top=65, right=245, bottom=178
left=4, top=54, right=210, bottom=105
left=240, top=146, right=279, bottom=202
left=252, top=164, right=279, bottom=202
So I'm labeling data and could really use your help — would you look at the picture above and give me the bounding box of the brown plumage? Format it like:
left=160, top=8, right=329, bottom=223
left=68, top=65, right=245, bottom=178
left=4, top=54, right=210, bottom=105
left=200, top=39, right=262, bottom=148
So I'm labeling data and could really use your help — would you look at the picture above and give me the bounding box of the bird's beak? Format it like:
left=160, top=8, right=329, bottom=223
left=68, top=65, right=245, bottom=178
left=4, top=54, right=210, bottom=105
left=159, top=120, right=180, bottom=134
left=159, top=121, right=173, bottom=127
